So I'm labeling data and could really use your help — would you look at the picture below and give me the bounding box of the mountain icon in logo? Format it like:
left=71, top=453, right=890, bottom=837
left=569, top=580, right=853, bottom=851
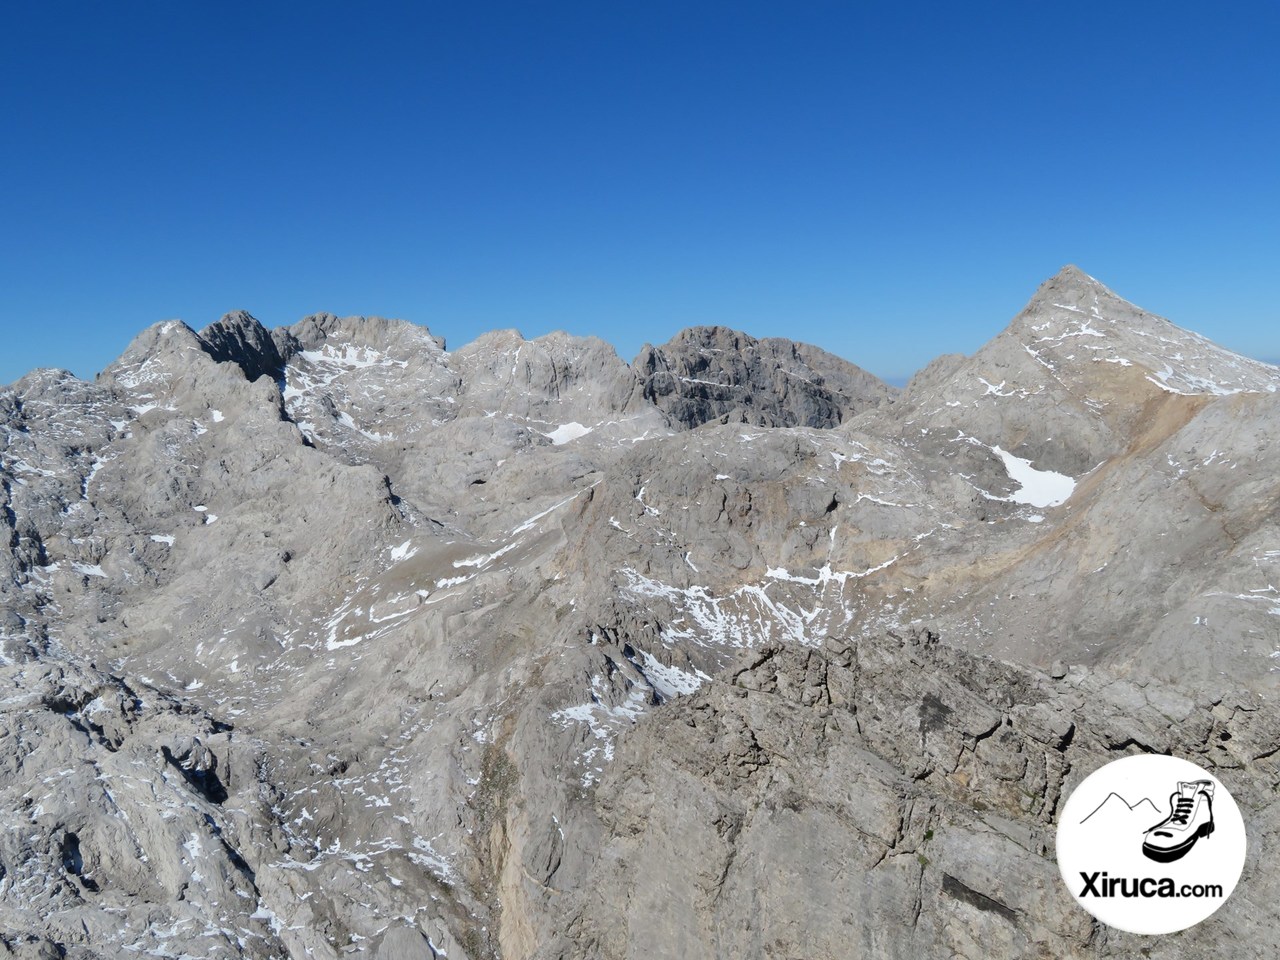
left=1079, top=792, right=1161, bottom=826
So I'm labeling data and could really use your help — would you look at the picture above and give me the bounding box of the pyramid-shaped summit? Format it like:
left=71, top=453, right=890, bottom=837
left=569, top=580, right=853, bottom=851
left=1007, top=265, right=1280, bottom=397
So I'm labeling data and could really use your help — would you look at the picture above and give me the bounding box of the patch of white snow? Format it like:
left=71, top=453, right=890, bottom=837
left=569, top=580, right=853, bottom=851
left=545, top=422, right=593, bottom=445
left=992, top=446, right=1076, bottom=508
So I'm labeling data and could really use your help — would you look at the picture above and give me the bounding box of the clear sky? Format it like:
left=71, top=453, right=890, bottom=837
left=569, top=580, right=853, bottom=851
left=2, top=2, right=1277, bottom=387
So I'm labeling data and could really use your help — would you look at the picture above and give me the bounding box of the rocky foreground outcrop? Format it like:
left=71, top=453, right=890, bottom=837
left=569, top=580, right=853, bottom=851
left=1, top=267, right=1278, bottom=958
left=540, top=633, right=1279, bottom=960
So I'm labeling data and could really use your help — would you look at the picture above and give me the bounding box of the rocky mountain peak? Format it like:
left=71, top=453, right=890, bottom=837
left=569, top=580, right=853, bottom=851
left=633, top=324, right=895, bottom=429
left=1007, top=268, right=1280, bottom=398
left=1035, top=262, right=1107, bottom=295
left=107, top=318, right=201, bottom=364
left=8, top=367, right=83, bottom=398
left=896, top=266, right=1278, bottom=450
left=1012, top=264, right=1135, bottom=334
left=199, top=310, right=285, bottom=384
left=214, top=308, right=263, bottom=328
left=461, top=327, right=527, bottom=352
left=98, top=319, right=207, bottom=391
left=284, top=313, right=447, bottom=356
left=657, top=324, right=755, bottom=353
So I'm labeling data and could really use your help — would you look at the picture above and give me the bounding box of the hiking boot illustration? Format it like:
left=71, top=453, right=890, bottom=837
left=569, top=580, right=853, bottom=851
left=1142, top=780, right=1215, bottom=863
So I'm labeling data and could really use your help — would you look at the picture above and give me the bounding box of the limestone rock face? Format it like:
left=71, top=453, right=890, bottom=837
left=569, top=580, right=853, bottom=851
left=1, top=270, right=1278, bottom=959
left=634, top=325, right=895, bottom=429
left=200, top=310, right=288, bottom=384
left=537, top=636, right=1279, bottom=960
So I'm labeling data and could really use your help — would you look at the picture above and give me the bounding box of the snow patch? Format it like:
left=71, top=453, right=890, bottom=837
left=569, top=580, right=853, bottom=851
left=128, top=403, right=171, bottom=416
left=978, top=378, right=1015, bottom=397
left=299, top=344, right=407, bottom=371
left=433, top=574, right=475, bottom=590
left=622, top=569, right=825, bottom=649
left=337, top=409, right=393, bottom=442
left=453, top=541, right=518, bottom=569
left=766, top=556, right=900, bottom=587
left=992, top=446, right=1076, bottom=508
left=545, top=422, right=593, bottom=445
left=636, top=650, right=709, bottom=699
left=511, top=487, right=593, bottom=534
left=551, top=677, right=651, bottom=787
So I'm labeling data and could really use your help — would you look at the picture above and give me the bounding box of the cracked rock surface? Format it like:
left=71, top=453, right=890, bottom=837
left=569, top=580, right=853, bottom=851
left=540, top=635, right=1279, bottom=959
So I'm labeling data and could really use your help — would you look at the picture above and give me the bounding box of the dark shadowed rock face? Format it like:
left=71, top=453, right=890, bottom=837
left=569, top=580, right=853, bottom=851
left=198, top=311, right=287, bottom=384
left=633, top=325, right=896, bottom=428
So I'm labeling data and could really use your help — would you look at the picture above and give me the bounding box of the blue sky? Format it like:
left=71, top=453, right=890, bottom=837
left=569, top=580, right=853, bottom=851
left=2, top=2, right=1277, bottom=386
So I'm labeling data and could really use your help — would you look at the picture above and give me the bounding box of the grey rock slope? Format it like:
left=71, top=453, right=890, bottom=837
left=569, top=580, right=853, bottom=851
left=541, top=635, right=1279, bottom=960
left=0, top=268, right=1277, bottom=959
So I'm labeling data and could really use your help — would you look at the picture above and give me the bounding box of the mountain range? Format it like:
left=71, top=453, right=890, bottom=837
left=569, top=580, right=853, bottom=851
left=1, top=266, right=1278, bottom=959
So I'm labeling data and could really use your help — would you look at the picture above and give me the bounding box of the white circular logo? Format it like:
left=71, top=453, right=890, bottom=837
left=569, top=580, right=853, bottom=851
left=1056, top=755, right=1246, bottom=934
